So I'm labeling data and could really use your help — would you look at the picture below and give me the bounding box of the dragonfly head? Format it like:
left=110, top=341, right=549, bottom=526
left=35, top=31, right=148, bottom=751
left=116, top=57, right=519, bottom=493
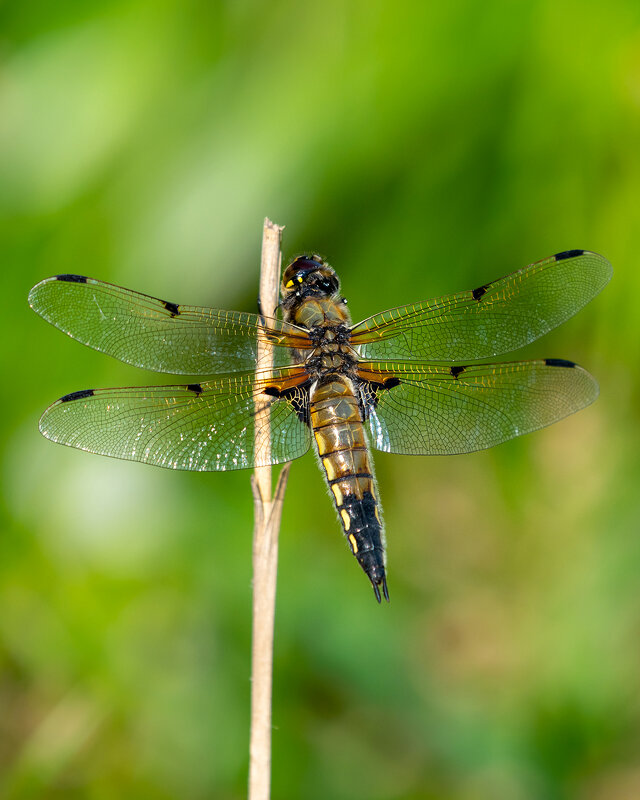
left=282, top=255, right=340, bottom=299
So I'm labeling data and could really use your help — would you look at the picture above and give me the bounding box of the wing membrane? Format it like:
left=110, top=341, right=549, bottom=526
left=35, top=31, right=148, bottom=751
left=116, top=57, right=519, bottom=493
left=351, top=251, right=612, bottom=362
left=359, top=359, right=598, bottom=455
left=38, top=367, right=312, bottom=471
left=28, top=275, right=312, bottom=375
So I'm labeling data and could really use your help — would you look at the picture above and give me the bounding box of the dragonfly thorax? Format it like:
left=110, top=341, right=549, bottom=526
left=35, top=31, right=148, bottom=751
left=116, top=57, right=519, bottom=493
left=306, top=344, right=357, bottom=380
left=284, top=290, right=355, bottom=380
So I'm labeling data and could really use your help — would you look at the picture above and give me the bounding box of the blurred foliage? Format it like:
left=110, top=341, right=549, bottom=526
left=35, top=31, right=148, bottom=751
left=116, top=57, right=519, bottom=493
left=1, top=1, right=639, bottom=798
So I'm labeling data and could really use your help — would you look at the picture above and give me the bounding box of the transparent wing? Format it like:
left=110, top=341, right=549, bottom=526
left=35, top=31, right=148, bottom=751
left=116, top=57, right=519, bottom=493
left=38, top=367, right=312, bottom=471
left=28, top=275, right=312, bottom=375
left=358, top=359, right=598, bottom=455
left=351, top=251, right=612, bottom=362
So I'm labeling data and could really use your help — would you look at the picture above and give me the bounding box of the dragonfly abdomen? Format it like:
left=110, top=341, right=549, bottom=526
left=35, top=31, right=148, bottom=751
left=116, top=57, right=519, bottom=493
left=310, top=376, right=388, bottom=602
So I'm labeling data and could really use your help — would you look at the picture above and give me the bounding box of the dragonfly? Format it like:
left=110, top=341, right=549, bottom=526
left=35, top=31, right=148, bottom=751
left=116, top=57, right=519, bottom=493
left=29, top=249, right=611, bottom=602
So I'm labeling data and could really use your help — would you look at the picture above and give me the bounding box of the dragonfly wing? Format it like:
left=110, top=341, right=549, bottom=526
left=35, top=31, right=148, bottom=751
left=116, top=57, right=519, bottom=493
left=351, top=250, right=612, bottom=361
left=358, top=359, right=598, bottom=455
left=28, top=275, right=312, bottom=374
left=38, top=367, right=312, bottom=470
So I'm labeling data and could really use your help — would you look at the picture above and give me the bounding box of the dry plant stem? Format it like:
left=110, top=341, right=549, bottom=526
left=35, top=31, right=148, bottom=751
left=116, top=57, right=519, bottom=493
left=249, top=218, right=288, bottom=800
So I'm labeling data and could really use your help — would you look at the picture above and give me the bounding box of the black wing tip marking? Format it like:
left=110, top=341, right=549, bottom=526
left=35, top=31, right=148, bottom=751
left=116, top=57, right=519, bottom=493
left=544, top=358, right=577, bottom=368
left=450, top=365, right=466, bottom=378
left=60, top=389, right=95, bottom=402
left=55, top=274, right=89, bottom=283
left=472, top=283, right=489, bottom=301
left=554, top=249, right=585, bottom=261
left=163, top=300, right=180, bottom=316
left=187, top=383, right=203, bottom=395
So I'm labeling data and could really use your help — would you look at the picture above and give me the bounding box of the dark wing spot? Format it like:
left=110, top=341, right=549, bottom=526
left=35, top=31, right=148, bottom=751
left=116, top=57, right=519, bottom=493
left=472, top=283, right=489, bottom=301
left=266, top=382, right=310, bottom=424
left=358, top=382, right=377, bottom=418
left=55, top=274, right=88, bottom=283
left=163, top=300, right=180, bottom=316
left=545, top=358, right=576, bottom=368
left=554, top=249, right=584, bottom=261
left=358, top=377, right=400, bottom=418
left=61, top=389, right=94, bottom=402
left=450, top=365, right=466, bottom=378
left=187, top=383, right=203, bottom=395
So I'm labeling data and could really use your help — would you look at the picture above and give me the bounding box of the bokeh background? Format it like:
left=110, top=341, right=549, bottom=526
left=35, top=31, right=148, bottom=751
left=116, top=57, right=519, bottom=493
left=1, top=2, right=639, bottom=798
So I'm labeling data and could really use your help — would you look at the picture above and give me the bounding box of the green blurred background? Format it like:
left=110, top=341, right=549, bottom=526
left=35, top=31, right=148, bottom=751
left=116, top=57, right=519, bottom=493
left=1, top=1, right=638, bottom=798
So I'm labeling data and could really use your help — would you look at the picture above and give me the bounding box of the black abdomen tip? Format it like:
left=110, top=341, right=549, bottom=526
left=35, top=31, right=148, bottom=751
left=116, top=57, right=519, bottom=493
left=554, top=250, right=585, bottom=261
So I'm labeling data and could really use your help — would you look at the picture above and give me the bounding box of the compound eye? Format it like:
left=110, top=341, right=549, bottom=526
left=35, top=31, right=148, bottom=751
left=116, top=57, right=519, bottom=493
left=322, top=276, right=339, bottom=293
left=284, top=256, right=322, bottom=289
